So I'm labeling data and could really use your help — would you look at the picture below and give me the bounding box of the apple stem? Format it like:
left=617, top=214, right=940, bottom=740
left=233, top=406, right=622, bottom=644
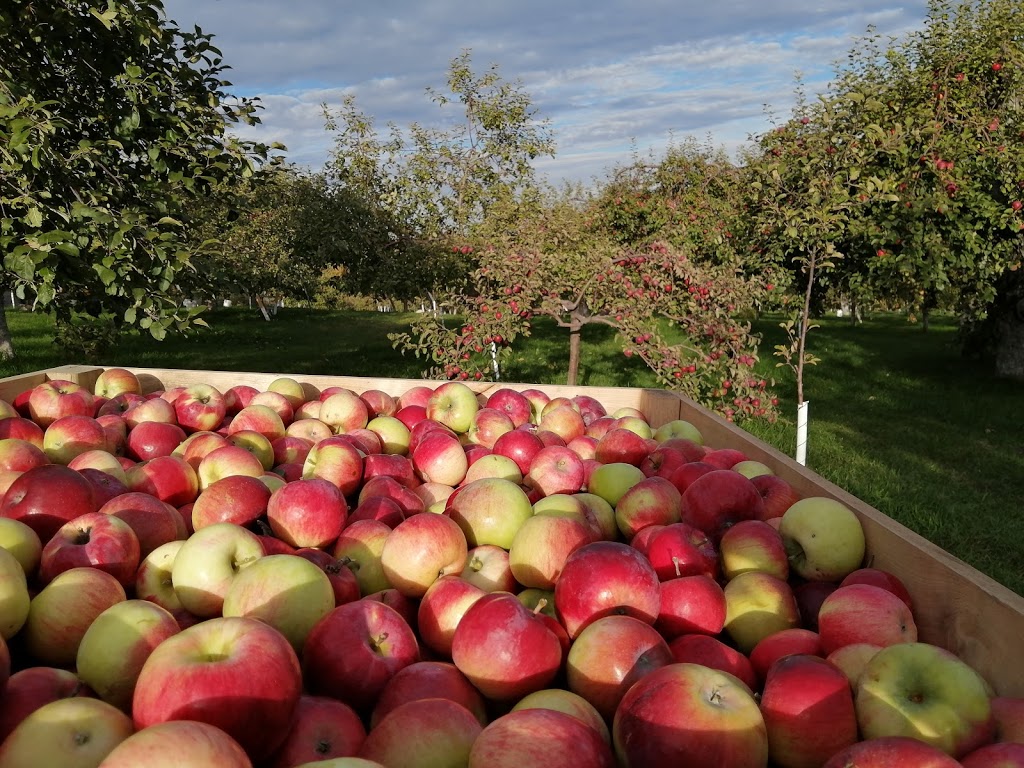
left=673, top=556, right=682, bottom=578
left=372, top=632, right=389, bottom=651
left=533, top=599, right=548, bottom=614
left=336, top=556, right=359, bottom=571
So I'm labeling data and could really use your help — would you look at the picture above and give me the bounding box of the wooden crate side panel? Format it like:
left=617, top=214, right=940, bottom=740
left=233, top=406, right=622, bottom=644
left=670, top=390, right=1024, bottom=696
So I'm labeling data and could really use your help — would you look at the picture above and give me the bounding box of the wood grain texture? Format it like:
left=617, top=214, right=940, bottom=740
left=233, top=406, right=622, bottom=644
left=3, top=365, right=1022, bottom=695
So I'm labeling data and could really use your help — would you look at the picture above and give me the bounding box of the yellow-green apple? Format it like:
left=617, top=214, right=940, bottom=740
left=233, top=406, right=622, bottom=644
left=372, top=661, right=487, bottom=728
left=656, top=574, right=727, bottom=639
left=0, top=517, right=41, bottom=576
left=470, top=707, right=614, bottom=767
left=749, top=627, right=824, bottom=684
left=614, top=475, right=682, bottom=539
left=43, top=415, right=108, bottom=464
left=191, top=475, right=271, bottom=532
left=992, top=696, right=1024, bottom=743
left=173, top=430, right=229, bottom=470
left=134, top=540, right=194, bottom=625
left=779, top=497, right=866, bottom=581
left=363, top=415, right=411, bottom=456
left=0, top=463, right=98, bottom=543
left=39, top=511, right=140, bottom=587
left=467, top=407, right=514, bottom=449
left=0, top=416, right=45, bottom=448
left=486, top=388, right=532, bottom=428
left=491, top=428, right=544, bottom=476
left=526, top=445, right=585, bottom=497
left=123, top=396, right=177, bottom=429
left=554, top=541, right=661, bottom=639
left=668, top=634, right=758, bottom=691
left=961, top=743, right=1024, bottom=767
left=268, top=695, right=366, bottom=767
left=720, top=519, right=789, bottom=580
left=27, top=379, right=96, bottom=428
left=197, top=443, right=265, bottom=490
left=93, top=368, right=142, bottom=399
left=680, top=469, right=766, bottom=542
left=413, top=481, right=455, bottom=514
left=174, top=384, right=227, bottom=433
left=25, top=566, right=126, bottom=666
left=723, top=571, right=801, bottom=654
left=855, top=642, right=994, bottom=758
left=288, top=417, right=332, bottom=443
left=732, top=459, right=774, bottom=478
left=380, top=513, right=468, bottom=598
left=517, top=587, right=555, bottom=616
left=133, top=616, right=302, bottom=762
left=761, top=654, right=858, bottom=768
left=594, top=427, right=650, bottom=466
left=222, top=554, right=335, bottom=653
left=0, top=667, right=93, bottom=745
left=575, top=491, right=618, bottom=541
left=451, top=592, right=562, bottom=701
left=586, top=461, right=645, bottom=507
left=567, top=615, right=673, bottom=720
left=509, top=513, right=592, bottom=590
left=99, top=491, right=187, bottom=558
left=266, top=477, right=347, bottom=549
left=228, top=403, right=287, bottom=442
left=411, top=431, right=468, bottom=487
left=462, top=452, right=522, bottom=484
left=303, top=436, right=364, bottom=496
left=459, top=544, right=515, bottom=593
left=613, top=663, right=767, bottom=768
left=653, top=419, right=704, bottom=444
left=818, top=584, right=918, bottom=654
left=249, top=390, right=294, bottom=426
left=358, top=698, right=482, bottom=768
left=125, top=454, right=199, bottom=507
left=518, top=388, right=550, bottom=424
left=0, top=546, right=30, bottom=640
left=68, top=448, right=127, bottom=481
left=332, top=520, right=392, bottom=596
left=822, top=736, right=962, bottom=767
left=227, top=429, right=276, bottom=470
left=267, top=376, right=308, bottom=409
left=840, top=567, right=914, bottom=610
left=303, top=599, right=420, bottom=713
left=0, top=696, right=133, bottom=767
left=667, top=459, right=717, bottom=493
left=425, top=382, right=479, bottom=434
left=224, top=384, right=259, bottom=415
left=612, top=414, right=653, bottom=439
left=127, top=420, right=188, bottom=460
left=319, top=390, right=370, bottom=434
left=445, top=477, right=533, bottom=550
left=75, top=598, right=180, bottom=710
left=645, top=522, right=719, bottom=580
left=171, top=522, right=264, bottom=618
left=513, top=688, right=610, bottom=744
left=827, top=642, right=882, bottom=687
left=99, top=720, right=253, bottom=768
left=751, top=473, right=802, bottom=519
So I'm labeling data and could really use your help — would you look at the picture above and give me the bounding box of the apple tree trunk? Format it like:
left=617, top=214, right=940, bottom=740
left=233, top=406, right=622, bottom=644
left=963, top=269, right=1024, bottom=380
left=567, top=322, right=581, bottom=387
left=0, top=286, right=14, bottom=360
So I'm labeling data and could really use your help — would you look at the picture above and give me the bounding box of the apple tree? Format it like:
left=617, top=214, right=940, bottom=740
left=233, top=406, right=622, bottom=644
left=0, top=0, right=275, bottom=357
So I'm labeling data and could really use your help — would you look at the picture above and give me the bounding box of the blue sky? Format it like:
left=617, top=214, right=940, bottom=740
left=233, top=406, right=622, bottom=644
left=161, top=0, right=930, bottom=184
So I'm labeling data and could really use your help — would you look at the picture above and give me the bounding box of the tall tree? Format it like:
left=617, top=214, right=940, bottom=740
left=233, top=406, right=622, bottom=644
left=0, top=0, right=274, bottom=356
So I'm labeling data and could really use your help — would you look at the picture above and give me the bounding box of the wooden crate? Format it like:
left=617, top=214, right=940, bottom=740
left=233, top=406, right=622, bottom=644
left=5, top=364, right=1024, bottom=697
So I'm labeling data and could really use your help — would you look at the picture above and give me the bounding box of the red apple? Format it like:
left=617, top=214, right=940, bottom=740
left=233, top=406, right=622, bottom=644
left=680, top=469, right=766, bottom=542
left=486, top=388, right=533, bottom=428
left=470, top=707, right=615, bottom=767
left=460, top=544, right=516, bottom=593
left=818, top=584, right=918, bottom=654
left=749, top=628, right=824, bottom=685
left=191, top=474, right=272, bottom=531
left=27, top=379, right=95, bottom=428
left=656, top=574, right=727, bottom=638
left=668, top=634, right=758, bottom=691
left=416, top=574, right=486, bottom=658
left=509, top=513, right=593, bottom=590
left=526, top=445, right=585, bottom=497
left=294, top=547, right=361, bottom=607
left=38, top=511, right=141, bottom=587
left=125, top=454, right=199, bottom=507
left=359, top=697, right=483, bottom=768
left=961, top=743, right=1024, bottom=768
left=93, top=368, right=142, bottom=399
left=0, top=463, right=98, bottom=544
left=99, top=491, right=187, bottom=558
left=133, top=616, right=302, bottom=762
left=992, top=696, right=1024, bottom=743
left=644, top=522, right=719, bottom=580
left=371, top=661, right=488, bottom=728
left=840, top=567, right=914, bottom=611
left=751, top=473, right=801, bottom=519
left=266, top=477, right=347, bottom=549
left=99, top=720, right=252, bottom=768
left=614, top=475, right=682, bottom=539
left=822, top=737, right=962, bottom=768
left=492, top=429, right=544, bottom=476
left=380, top=513, right=468, bottom=598
left=0, top=667, right=93, bottom=744
left=594, top=427, right=651, bottom=466
left=411, top=431, right=468, bottom=487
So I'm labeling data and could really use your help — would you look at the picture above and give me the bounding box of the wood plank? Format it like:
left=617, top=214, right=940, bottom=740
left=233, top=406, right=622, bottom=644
left=3, top=365, right=1022, bottom=695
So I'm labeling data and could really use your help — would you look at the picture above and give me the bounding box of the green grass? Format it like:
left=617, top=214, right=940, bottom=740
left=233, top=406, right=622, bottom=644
left=2, top=307, right=1022, bottom=596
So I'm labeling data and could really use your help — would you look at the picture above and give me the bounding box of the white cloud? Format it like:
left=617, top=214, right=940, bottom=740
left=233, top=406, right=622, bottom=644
left=163, top=0, right=930, bottom=183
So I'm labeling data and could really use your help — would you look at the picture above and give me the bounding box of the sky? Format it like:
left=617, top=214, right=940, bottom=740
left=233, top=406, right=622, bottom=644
left=160, top=0, right=931, bottom=186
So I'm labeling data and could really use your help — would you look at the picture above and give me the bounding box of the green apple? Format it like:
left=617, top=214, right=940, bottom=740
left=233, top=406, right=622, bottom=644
left=732, top=460, right=774, bottom=479
left=0, top=546, right=30, bottom=640
left=587, top=463, right=645, bottom=507
left=779, top=497, right=865, bottom=581
left=171, top=522, right=264, bottom=617
left=0, top=697, right=134, bottom=767
left=75, top=599, right=181, bottom=710
left=723, top=571, right=801, bottom=654
left=855, top=642, right=994, bottom=758
left=653, top=419, right=704, bottom=445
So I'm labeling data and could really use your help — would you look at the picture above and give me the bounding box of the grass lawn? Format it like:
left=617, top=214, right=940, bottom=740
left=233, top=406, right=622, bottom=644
left=2, top=306, right=1021, bottom=596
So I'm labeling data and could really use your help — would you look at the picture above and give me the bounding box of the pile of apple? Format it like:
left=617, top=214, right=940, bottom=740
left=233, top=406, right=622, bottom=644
left=0, top=370, right=1020, bottom=768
